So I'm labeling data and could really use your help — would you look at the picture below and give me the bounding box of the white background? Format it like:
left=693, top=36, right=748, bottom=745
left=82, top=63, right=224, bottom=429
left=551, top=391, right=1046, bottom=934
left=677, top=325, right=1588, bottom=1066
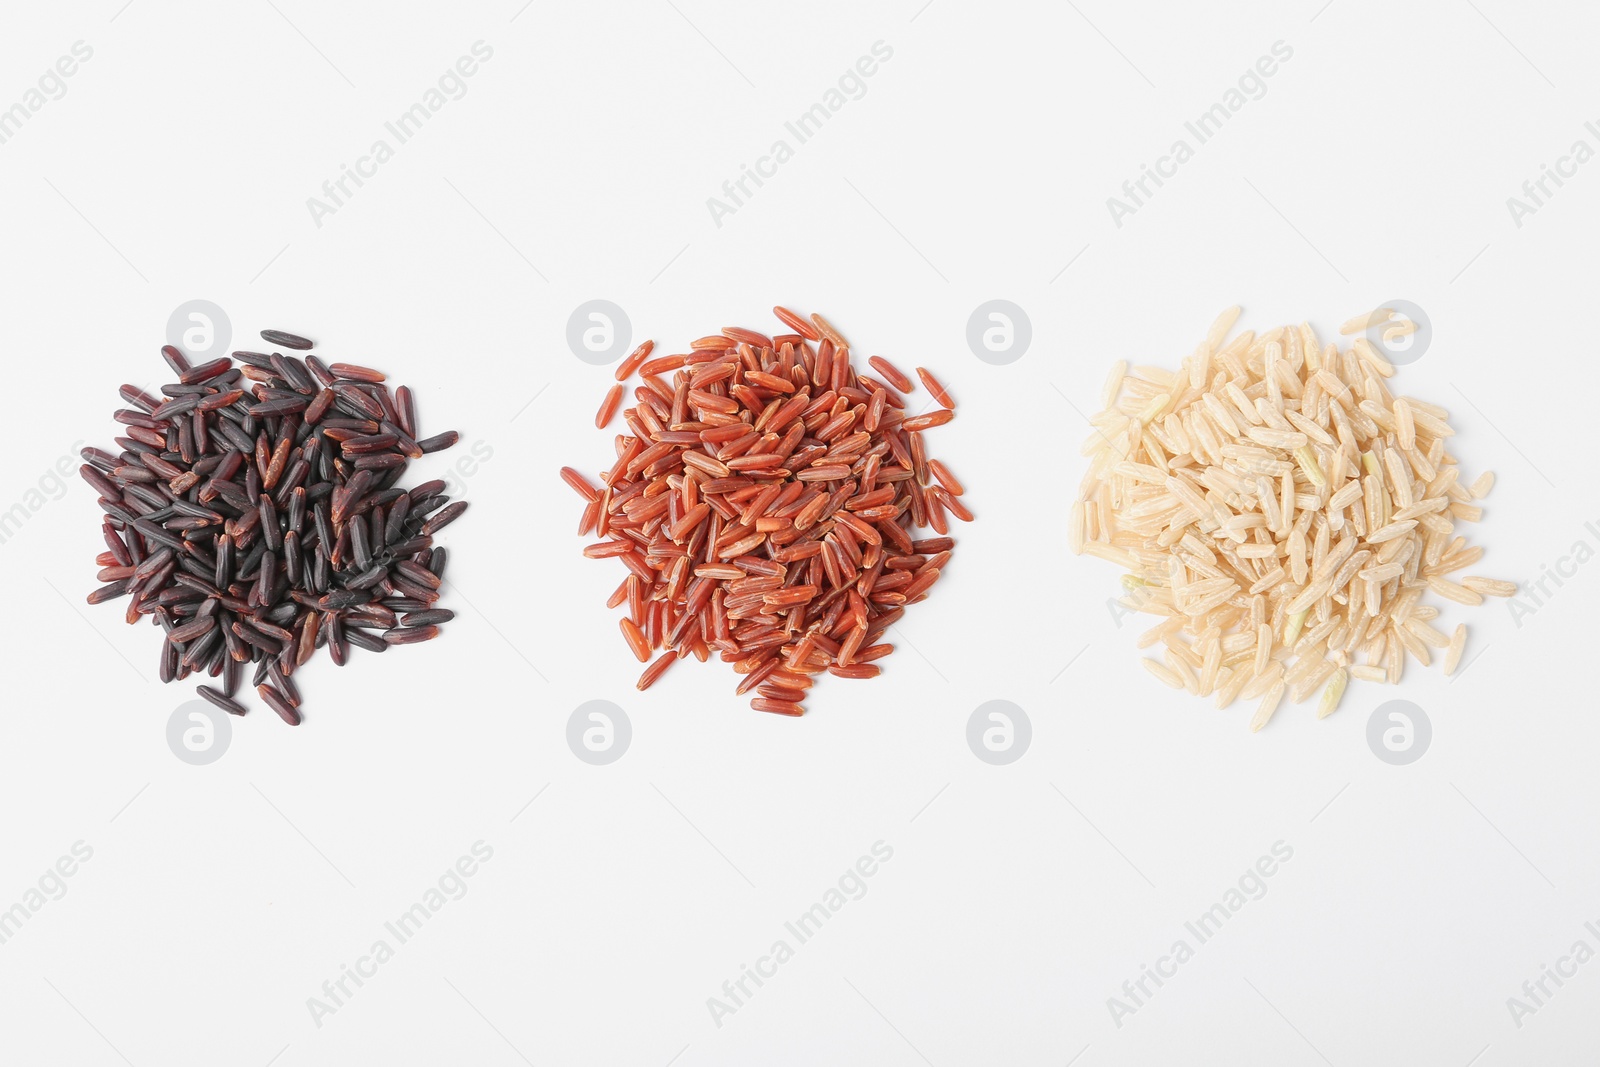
left=0, top=1, right=1595, bottom=1064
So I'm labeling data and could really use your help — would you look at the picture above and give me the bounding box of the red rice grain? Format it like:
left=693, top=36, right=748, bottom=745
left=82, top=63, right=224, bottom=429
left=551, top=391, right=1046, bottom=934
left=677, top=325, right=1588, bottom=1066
left=639, top=354, right=688, bottom=376
left=810, top=313, right=845, bottom=346
left=561, top=466, right=599, bottom=501
left=901, top=409, right=954, bottom=433
left=751, top=698, right=805, bottom=716
left=620, top=618, right=651, bottom=662
left=615, top=340, right=655, bottom=381
left=868, top=356, right=914, bottom=393
left=573, top=307, right=968, bottom=716
left=916, top=367, right=955, bottom=408
left=637, top=650, right=677, bottom=690
left=596, top=384, right=623, bottom=429
left=772, top=306, right=820, bottom=341
left=928, top=459, right=965, bottom=496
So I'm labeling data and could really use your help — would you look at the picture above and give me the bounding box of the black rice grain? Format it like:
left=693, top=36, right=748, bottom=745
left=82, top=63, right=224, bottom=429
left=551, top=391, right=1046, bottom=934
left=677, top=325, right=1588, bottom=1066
left=400, top=609, right=454, bottom=627
left=419, top=501, right=468, bottom=536
left=197, top=685, right=248, bottom=716
left=258, top=684, right=301, bottom=725
left=260, top=329, right=314, bottom=351
left=383, top=625, right=439, bottom=645
left=417, top=431, right=459, bottom=454
left=343, top=627, right=388, bottom=653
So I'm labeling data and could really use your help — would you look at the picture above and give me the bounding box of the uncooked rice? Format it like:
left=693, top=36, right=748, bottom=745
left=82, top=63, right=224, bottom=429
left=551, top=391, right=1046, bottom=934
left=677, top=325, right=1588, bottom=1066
left=1072, top=306, right=1515, bottom=730
left=567, top=307, right=969, bottom=717
left=82, top=328, right=467, bottom=726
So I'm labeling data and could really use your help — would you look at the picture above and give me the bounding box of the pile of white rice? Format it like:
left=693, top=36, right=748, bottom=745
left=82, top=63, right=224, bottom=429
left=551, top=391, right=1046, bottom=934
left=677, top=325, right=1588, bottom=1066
left=1071, top=306, right=1515, bottom=731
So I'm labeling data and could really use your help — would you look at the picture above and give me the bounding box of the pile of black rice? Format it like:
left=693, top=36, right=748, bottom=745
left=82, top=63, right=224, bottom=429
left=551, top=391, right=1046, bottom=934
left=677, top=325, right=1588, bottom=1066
left=82, top=329, right=467, bottom=725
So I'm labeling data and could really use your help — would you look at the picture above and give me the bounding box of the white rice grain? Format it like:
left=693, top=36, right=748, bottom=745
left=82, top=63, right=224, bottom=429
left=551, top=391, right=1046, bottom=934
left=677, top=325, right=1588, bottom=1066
left=1142, top=658, right=1184, bottom=689
left=1461, top=575, right=1517, bottom=597
left=1428, top=575, right=1484, bottom=606
left=1317, top=668, right=1349, bottom=719
left=1443, top=623, right=1468, bottom=675
left=1340, top=308, right=1390, bottom=335
left=1250, top=680, right=1287, bottom=732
